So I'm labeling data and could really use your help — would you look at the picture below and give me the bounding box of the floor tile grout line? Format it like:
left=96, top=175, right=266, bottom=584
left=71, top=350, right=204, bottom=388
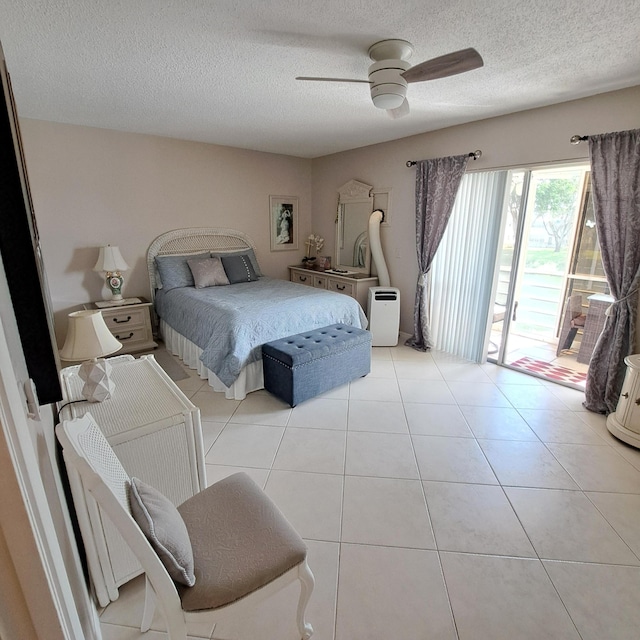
left=581, top=491, right=640, bottom=564
left=403, top=395, right=461, bottom=638
left=536, top=555, right=588, bottom=640
left=332, top=430, right=348, bottom=640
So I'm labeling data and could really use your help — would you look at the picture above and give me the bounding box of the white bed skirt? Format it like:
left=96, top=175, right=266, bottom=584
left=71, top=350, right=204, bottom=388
left=160, top=320, right=264, bottom=400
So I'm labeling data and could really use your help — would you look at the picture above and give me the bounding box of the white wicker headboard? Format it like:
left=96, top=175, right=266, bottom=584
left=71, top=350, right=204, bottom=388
left=146, top=227, right=257, bottom=303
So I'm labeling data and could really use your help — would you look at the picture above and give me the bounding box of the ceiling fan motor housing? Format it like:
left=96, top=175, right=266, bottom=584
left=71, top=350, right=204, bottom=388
left=368, top=59, right=411, bottom=110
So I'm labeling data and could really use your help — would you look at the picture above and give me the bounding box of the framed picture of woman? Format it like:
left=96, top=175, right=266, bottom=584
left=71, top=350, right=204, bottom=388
left=269, top=196, right=299, bottom=251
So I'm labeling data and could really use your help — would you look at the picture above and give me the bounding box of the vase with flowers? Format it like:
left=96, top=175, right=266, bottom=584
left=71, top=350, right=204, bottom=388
left=302, top=234, right=324, bottom=268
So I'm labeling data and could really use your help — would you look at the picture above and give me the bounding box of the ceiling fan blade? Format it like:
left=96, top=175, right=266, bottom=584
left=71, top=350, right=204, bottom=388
left=387, top=99, right=410, bottom=119
left=402, top=48, right=483, bottom=84
left=295, top=76, right=371, bottom=84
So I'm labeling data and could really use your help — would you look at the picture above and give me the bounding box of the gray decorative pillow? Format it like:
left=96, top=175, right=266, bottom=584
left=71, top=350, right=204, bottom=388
left=212, top=249, right=262, bottom=277
left=154, top=253, right=210, bottom=291
left=129, top=477, right=196, bottom=587
left=187, top=256, right=230, bottom=288
left=221, top=254, right=259, bottom=283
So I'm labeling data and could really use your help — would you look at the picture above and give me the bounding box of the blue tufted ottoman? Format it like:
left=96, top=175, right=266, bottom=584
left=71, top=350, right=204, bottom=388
left=262, top=324, right=372, bottom=406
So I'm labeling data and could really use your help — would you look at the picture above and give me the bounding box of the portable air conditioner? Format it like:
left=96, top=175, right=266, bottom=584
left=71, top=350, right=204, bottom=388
left=367, top=287, right=400, bottom=346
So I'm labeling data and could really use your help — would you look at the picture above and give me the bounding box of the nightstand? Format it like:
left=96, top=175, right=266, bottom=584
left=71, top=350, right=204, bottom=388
left=84, top=297, right=157, bottom=354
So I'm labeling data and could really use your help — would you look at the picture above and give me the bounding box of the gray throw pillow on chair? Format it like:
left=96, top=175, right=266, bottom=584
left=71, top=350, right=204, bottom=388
left=129, top=477, right=196, bottom=587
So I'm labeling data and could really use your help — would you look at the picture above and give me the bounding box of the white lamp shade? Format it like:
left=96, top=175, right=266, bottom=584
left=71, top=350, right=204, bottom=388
left=93, top=245, right=129, bottom=273
left=60, top=310, right=122, bottom=361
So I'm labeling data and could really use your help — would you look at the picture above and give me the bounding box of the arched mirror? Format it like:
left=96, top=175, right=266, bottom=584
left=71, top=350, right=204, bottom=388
left=336, top=180, right=373, bottom=274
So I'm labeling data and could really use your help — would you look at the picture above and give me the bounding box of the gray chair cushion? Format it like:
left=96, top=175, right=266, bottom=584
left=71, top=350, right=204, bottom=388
left=177, top=472, right=307, bottom=611
left=129, top=477, right=196, bottom=587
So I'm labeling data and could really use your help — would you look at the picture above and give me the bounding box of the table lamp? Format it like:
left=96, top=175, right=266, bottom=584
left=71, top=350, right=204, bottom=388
left=93, top=245, right=129, bottom=301
left=60, top=310, right=122, bottom=402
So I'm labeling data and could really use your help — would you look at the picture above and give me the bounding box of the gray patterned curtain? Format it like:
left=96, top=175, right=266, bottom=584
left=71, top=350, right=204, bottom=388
left=584, top=129, right=640, bottom=413
left=406, top=154, right=469, bottom=351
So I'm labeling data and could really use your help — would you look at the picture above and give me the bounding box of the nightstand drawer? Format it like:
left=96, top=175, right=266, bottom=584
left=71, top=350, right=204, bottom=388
left=111, top=325, right=151, bottom=346
left=102, top=307, right=147, bottom=329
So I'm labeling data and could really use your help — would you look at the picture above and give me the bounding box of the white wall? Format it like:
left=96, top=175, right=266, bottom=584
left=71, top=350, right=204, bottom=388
left=311, top=85, right=640, bottom=334
left=19, top=85, right=640, bottom=341
left=20, top=120, right=313, bottom=345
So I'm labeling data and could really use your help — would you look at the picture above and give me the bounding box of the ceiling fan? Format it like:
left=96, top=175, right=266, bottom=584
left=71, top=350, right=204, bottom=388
left=296, top=39, right=483, bottom=119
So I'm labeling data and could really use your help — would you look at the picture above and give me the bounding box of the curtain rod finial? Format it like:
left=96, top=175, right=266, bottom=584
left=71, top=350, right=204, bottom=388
left=570, top=135, right=588, bottom=144
left=471, top=150, right=482, bottom=160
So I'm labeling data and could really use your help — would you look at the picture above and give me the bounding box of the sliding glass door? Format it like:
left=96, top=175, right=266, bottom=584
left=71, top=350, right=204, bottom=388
left=489, top=163, right=606, bottom=385
left=430, top=160, right=605, bottom=385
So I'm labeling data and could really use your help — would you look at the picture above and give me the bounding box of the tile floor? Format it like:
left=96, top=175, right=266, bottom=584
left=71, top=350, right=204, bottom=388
left=100, top=345, right=640, bottom=640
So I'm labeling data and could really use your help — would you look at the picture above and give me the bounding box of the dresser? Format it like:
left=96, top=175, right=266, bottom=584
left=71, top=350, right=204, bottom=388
left=289, top=266, right=378, bottom=311
left=59, top=355, right=205, bottom=606
left=84, top=297, right=157, bottom=354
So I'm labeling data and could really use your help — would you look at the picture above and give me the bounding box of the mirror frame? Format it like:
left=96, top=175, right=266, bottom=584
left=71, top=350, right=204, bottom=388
left=336, top=179, right=373, bottom=274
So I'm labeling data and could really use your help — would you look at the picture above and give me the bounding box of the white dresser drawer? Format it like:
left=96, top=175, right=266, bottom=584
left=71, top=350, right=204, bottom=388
left=327, top=278, right=355, bottom=297
left=289, top=266, right=378, bottom=311
left=313, top=274, right=328, bottom=288
left=291, top=270, right=313, bottom=286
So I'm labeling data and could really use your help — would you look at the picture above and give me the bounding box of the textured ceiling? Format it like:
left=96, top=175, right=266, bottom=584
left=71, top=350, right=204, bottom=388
left=1, top=0, right=639, bottom=158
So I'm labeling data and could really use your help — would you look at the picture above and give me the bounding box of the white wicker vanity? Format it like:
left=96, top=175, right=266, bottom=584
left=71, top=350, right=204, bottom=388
left=58, top=354, right=205, bottom=606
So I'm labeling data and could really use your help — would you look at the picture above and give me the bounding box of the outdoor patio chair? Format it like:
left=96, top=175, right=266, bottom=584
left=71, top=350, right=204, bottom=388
left=488, top=300, right=518, bottom=355
left=556, top=293, right=586, bottom=355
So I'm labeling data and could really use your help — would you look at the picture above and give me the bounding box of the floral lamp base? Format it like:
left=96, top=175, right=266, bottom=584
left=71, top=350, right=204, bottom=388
left=106, top=271, right=124, bottom=301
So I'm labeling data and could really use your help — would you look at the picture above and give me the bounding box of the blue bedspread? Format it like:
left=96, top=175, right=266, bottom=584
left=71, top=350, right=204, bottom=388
left=155, top=277, right=367, bottom=386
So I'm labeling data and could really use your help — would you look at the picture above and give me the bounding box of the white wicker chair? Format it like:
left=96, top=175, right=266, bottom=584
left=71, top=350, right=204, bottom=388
left=57, top=413, right=314, bottom=640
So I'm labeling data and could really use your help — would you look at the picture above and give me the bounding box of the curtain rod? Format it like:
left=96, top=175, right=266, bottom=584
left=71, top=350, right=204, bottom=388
left=570, top=135, right=589, bottom=144
left=406, top=150, right=482, bottom=167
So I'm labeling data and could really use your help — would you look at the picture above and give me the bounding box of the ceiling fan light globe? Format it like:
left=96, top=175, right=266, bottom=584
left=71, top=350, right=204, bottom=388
left=371, top=90, right=406, bottom=110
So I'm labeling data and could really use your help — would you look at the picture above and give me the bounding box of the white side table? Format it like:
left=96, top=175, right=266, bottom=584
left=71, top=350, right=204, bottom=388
left=59, top=354, right=205, bottom=606
left=84, top=297, right=157, bottom=354
left=606, top=354, right=640, bottom=449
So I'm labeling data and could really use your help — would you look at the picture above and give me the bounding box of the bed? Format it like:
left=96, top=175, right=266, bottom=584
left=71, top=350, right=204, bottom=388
left=147, top=228, right=367, bottom=399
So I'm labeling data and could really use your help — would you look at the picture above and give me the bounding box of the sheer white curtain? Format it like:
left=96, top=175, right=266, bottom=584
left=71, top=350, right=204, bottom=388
left=430, top=170, right=508, bottom=361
